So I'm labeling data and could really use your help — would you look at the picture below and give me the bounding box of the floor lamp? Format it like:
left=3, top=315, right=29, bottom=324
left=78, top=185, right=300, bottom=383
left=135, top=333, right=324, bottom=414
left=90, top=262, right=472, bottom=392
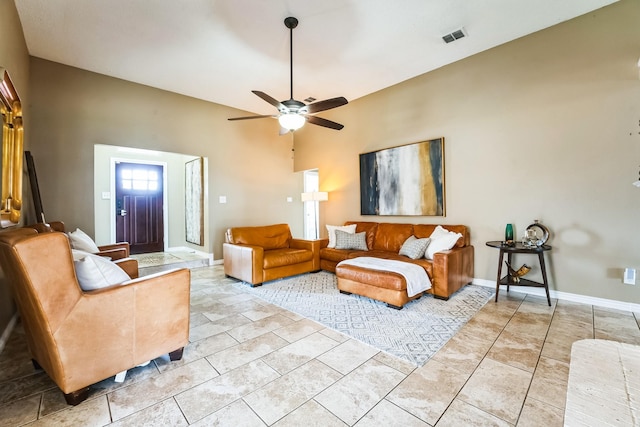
left=301, top=191, right=328, bottom=239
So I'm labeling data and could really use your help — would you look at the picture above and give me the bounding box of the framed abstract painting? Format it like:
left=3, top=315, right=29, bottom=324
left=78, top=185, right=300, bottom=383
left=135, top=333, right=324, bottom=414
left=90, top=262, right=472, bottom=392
left=360, top=138, right=445, bottom=216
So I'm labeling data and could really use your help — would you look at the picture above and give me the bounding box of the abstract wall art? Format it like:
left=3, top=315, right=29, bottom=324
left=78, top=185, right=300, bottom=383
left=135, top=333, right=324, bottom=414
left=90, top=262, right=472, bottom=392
left=360, top=138, right=445, bottom=216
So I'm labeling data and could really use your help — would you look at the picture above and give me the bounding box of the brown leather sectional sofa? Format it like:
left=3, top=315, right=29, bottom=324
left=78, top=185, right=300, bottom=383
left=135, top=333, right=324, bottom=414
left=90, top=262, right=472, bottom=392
left=223, top=223, right=320, bottom=286
left=320, top=221, right=474, bottom=302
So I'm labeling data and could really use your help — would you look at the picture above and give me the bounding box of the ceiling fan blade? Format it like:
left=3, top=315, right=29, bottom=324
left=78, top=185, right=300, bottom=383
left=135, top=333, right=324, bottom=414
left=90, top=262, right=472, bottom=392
left=306, top=115, right=344, bottom=130
left=305, top=97, right=348, bottom=114
left=228, top=114, right=275, bottom=121
left=252, top=90, right=286, bottom=110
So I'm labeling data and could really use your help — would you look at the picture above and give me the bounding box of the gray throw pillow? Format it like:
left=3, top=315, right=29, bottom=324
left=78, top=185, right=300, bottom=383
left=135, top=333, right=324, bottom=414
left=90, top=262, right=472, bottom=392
left=335, top=230, right=368, bottom=251
left=399, top=235, right=431, bottom=260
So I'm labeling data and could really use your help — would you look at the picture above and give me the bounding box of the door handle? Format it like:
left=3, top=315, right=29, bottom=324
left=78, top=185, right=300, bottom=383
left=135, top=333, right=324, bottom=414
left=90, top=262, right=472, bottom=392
left=118, top=209, right=127, bottom=216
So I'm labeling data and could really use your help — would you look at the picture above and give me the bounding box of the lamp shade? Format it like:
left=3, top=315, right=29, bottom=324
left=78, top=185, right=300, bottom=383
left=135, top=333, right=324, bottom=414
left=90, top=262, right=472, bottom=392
left=301, top=191, right=328, bottom=202
left=278, top=113, right=305, bottom=131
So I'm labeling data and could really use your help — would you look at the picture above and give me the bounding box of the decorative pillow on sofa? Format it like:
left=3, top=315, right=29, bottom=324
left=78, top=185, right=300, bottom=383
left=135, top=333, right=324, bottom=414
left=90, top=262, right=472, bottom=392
left=68, top=228, right=100, bottom=253
left=399, top=235, right=431, bottom=260
left=425, top=226, right=463, bottom=260
left=335, top=230, right=368, bottom=251
left=326, top=224, right=357, bottom=248
left=74, top=253, right=130, bottom=291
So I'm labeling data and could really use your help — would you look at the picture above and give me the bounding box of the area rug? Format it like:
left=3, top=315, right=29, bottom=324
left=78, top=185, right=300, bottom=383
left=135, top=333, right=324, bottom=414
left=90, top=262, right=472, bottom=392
left=234, top=271, right=494, bottom=367
left=131, top=253, right=181, bottom=268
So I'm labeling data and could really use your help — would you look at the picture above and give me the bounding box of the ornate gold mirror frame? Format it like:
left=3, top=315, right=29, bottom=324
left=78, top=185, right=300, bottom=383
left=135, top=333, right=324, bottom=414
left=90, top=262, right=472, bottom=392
left=0, top=68, right=23, bottom=227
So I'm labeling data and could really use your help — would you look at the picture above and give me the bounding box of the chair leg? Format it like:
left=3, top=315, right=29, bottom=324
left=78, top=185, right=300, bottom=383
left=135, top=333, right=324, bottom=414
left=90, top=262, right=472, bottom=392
left=64, top=387, right=90, bottom=406
left=169, top=347, right=184, bottom=361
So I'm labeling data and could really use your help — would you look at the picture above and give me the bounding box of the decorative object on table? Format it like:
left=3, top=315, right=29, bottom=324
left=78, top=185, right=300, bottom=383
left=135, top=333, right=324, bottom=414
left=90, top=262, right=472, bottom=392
left=504, top=223, right=514, bottom=246
left=360, top=138, right=444, bottom=216
left=523, top=219, right=549, bottom=247
left=504, top=260, right=531, bottom=283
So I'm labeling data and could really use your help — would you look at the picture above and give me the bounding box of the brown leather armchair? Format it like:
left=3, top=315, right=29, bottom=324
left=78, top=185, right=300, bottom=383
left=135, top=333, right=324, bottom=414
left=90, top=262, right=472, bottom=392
left=0, top=228, right=191, bottom=405
left=223, top=223, right=320, bottom=286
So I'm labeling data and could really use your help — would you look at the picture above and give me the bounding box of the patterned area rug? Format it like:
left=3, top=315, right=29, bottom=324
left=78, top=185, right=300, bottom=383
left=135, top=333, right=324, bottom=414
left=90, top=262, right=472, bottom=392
left=131, top=253, right=181, bottom=268
left=235, top=271, right=494, bottom=367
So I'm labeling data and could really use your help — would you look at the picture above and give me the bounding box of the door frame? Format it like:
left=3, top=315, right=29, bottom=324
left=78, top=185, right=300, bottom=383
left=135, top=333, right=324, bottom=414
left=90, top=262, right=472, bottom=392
left=109, top=157, right=168, bottom=250
left=303, top=169, right=320, bottom=239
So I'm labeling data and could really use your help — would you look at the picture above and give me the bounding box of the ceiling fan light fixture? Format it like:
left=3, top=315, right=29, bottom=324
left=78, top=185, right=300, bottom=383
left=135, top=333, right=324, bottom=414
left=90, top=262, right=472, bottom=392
left=278, top=113, right=305, bottom=131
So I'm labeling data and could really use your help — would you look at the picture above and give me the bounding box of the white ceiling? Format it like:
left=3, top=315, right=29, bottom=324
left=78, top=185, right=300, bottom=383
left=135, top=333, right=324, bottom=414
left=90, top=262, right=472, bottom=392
left=15, top=0, right=618, bottom=116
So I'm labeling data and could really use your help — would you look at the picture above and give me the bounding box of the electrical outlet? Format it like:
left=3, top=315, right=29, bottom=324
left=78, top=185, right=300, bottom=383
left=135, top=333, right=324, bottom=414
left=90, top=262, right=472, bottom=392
left=624, top=268, right=636, bottom=285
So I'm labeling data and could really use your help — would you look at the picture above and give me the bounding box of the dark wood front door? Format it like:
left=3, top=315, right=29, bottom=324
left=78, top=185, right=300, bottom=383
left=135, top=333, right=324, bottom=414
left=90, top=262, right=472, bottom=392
left=115, top=162, right=164, bottom=254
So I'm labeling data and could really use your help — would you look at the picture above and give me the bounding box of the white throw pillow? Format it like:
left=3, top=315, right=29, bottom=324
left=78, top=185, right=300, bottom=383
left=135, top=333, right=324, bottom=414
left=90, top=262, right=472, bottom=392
left=326, top=224, right=356, bottom=248
left=68, top=228, right=100, bottom=253
left=74, top=253, right=130, bottom=291
left=399, top=235, right=431, bottom=260
left=425, top=226, right=462, bottom=260
left=71, top=249, right=92, bottom=261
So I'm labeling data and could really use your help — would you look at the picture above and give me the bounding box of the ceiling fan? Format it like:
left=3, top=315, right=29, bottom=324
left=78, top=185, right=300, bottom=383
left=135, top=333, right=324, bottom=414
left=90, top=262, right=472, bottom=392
left=228, top=16, right=348, bottom=134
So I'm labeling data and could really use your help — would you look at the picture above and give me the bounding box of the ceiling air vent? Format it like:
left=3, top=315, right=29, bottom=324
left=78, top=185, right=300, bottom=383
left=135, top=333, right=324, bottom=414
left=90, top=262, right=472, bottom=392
left=442, top=28, right=467, bottom=44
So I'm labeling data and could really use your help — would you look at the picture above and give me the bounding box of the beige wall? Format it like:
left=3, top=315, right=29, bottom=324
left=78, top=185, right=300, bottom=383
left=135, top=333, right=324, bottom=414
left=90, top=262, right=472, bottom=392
left=294, top=0, right=640, bottom=304
left=0, top=0, right=30, bottom=337
left=93, top=144, right=208, bottom=252
left=27, top=58, right=305, bottom=259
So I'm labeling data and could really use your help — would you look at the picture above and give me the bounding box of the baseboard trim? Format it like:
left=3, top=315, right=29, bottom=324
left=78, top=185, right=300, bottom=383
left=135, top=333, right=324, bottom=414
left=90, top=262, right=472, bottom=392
left=0, top=313, right=18, bottom=355
left=473, top=278, right=640, bottom=312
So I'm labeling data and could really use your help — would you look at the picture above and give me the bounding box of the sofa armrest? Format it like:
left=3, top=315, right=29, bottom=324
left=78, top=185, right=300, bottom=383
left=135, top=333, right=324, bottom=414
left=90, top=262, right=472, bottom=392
left=223, top=242, right=264, bottom=284
left=290, top=239, right=321, bottom=270
left=97, top=242, right=130, bottom=259
left=431, top=245, right=474, bottom=299
left=114, top=258, right=139, bottom=279
left=318, top=238, right=329, bottom=249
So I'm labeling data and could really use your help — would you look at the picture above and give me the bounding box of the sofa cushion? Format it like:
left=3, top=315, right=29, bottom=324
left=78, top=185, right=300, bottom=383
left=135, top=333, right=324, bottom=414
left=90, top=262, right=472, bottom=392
left=326, top=224, right=356, bottom=248
left=319, top=247, right=357, bottom=263
left=335, top=230, right=368, bottom=251
left=229, top=224, right=291, bottom=250
left=263, top=248, right=313, bottom=269
left=399, top=236, right=431, bottom=260
left=425, top=226, right=463, bottom=260
left=372, top=223, right=414, bottom=252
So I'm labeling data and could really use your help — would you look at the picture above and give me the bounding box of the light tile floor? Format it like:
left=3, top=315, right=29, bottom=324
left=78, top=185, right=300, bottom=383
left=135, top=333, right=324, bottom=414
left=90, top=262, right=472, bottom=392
left=1, top=265, right=639, bottom=426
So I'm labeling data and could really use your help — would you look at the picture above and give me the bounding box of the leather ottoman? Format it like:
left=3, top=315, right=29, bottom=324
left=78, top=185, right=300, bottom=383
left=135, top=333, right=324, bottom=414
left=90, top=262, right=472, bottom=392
left=335, top=263, right=424, bottom=309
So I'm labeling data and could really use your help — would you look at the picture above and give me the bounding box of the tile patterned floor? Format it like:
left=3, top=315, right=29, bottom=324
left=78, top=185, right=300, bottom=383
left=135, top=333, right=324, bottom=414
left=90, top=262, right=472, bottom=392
left=1, top=265, right=639, bottom=426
